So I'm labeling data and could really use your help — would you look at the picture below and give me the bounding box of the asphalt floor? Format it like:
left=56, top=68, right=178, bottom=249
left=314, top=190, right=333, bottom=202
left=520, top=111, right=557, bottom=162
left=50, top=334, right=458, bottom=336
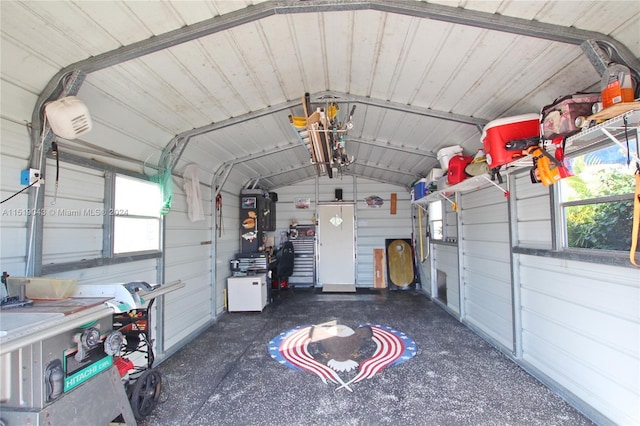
left=140, top=287, right=593, bottom=426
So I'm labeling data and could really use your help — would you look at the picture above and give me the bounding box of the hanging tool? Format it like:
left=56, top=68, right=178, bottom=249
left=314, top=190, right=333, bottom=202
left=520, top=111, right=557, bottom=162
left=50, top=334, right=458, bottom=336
left=50, top=141, right=60, bottom=205
left=630, top=115, right=640, bottom=267
left=418, top=206, right=424, bottom=261
left=216, top=187, right=223, bottom=237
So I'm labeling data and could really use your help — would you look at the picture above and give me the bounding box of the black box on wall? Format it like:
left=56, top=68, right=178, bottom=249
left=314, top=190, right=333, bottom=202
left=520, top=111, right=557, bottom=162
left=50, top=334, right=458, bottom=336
left=240, top=196, right=260, bottom=253
left=239, top=190, right=276, bottom=253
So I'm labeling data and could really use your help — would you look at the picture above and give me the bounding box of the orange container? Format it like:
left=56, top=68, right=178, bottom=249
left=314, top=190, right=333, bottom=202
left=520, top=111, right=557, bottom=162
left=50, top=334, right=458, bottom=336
left=600, top=63, right=634, bottom=108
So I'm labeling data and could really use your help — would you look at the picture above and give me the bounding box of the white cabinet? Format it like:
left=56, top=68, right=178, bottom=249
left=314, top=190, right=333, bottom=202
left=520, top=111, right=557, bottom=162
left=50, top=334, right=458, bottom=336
left=227, top=274, right=267, bottom=312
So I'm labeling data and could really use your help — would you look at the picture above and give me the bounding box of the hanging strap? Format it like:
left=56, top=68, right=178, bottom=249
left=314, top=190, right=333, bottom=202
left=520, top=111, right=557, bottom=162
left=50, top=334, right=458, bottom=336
left=631, top=173, right=640, bottom=267
left=629, top=113, right=640, bottom=267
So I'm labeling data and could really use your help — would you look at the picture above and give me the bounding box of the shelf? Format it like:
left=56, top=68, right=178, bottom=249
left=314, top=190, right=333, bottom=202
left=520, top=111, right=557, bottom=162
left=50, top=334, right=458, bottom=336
left=414, top=174, right=508, bottom=207
left=564, top=108, right=640, bottom=161
left=413, top=107, right=640, bottom=208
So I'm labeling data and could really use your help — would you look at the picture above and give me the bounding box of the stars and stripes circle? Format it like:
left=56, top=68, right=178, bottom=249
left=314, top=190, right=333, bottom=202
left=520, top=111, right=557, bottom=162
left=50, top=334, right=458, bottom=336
left=268, top=323, right=417, bottom=391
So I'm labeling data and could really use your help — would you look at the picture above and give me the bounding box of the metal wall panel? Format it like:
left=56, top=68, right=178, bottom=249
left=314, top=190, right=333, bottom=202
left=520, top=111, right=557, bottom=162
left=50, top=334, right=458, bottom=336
left=41, top=161, right=104, bottom=264
left=444, top=201, right=458, bottom=241
left=518, top=254, right=640, bottom=425
left=513, top=172, right=552, bottom=249
left=355, top=180, right=412, bottom=287
left=163, top=175, right=214, bottom=348
left=215, top=177, right=244, bottom=315
left=0, top=119, right=32, bottom=274
left=267, top=177, right=410, bottom=287
left=433, top=243, right=459, bottom=315
left=460, top=183, right=513, bottom=351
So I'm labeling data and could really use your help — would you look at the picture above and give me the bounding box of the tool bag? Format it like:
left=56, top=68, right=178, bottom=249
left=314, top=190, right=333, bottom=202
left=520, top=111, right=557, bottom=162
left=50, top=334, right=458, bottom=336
left=447, top=154, right=473, bottom=185
left=540, top=93, right=601, bottom=140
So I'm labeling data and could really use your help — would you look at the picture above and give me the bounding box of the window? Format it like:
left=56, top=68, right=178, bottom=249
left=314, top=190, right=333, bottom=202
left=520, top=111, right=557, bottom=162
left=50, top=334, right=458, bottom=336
left=558, top=141, right=637, bottom=252
left=428, top=200, right=444, bottom=241
left=113, top=175, right=162, bottom=254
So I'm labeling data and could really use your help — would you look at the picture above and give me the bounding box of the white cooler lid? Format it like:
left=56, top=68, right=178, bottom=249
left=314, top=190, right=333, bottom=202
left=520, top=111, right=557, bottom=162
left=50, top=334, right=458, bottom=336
left=436, top=145, right=463, bottom=159
left=481, top=113, right=539, bottom=140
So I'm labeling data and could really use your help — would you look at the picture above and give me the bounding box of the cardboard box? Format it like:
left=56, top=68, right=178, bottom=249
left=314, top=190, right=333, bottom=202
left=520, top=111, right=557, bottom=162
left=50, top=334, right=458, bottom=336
left=6, top=277, right=77, bottom=300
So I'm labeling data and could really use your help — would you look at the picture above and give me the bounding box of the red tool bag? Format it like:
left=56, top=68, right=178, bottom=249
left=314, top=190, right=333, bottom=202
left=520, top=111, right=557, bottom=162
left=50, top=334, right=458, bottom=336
left=447, top=154, right=473, bottom=185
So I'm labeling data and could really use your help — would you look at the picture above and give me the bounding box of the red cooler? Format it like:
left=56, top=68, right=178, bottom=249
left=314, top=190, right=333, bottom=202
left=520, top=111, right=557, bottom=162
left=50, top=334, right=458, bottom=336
left=447, top=154, right=473, bottom=185
left=481, top=113, right=539, bottom=169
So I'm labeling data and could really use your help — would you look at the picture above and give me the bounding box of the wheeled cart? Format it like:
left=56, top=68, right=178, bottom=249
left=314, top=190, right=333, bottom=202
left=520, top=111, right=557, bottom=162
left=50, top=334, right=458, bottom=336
left=73, top=280, right=184, bottom=420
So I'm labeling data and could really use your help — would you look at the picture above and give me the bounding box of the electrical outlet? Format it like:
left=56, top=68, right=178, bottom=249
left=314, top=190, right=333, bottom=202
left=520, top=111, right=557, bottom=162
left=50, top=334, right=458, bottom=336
left=20, top=168, right=41, bottom=187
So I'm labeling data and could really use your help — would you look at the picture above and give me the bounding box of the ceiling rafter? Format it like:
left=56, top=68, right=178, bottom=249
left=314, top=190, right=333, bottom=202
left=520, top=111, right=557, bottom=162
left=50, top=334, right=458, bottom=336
left=28, top=1, right=638, bottom=194
left=347, top=138, right=436, bottom=158
left=164, top=90, right=484, bottom=178
left=32, top=0, right=629, bottom=163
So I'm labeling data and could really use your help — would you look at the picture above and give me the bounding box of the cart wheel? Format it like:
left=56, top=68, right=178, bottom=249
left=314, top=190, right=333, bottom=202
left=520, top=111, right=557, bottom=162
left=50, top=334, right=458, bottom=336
left=129, top=369, right=163, bottom=419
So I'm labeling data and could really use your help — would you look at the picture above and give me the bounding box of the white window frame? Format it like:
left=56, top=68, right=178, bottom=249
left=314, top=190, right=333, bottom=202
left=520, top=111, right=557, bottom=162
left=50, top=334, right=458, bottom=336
left=428, top=200, right=444, bottom=241
left=555, top=139, right=637, bottom=256
left=39, top=154, right=163, bottom=275
left=112, top=174, right=163, bottom=255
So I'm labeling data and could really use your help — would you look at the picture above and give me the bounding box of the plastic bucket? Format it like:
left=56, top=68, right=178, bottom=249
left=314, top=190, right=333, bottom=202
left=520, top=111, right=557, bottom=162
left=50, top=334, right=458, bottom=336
left=437, top=145, right=463, bottom=170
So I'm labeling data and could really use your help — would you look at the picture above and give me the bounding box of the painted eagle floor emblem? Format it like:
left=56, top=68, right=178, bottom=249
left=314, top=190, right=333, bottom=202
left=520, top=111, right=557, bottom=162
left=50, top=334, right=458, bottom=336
left=268, top=321, right=417, bottom=391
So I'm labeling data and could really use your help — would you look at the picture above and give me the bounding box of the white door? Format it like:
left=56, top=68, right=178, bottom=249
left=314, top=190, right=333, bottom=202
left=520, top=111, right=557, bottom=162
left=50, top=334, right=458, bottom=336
left=317, top=203, right=355, bottom=286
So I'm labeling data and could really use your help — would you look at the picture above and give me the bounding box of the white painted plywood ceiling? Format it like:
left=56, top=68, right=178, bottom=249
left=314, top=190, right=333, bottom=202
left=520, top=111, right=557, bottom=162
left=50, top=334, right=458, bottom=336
left=2, top=0, right=639, bottom=190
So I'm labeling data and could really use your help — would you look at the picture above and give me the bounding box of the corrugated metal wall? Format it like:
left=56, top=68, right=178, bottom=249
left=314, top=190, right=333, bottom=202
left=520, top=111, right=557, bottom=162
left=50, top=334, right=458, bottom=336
left=433, top=244, right=459, bottom=315
left=425, top=170, right=640, bottom=424
left=459, top=183, right=513, bottom=351
left=355, top=179, right=412, bottom=287
left=417, top=168, right=639, bottom=424
left=0, top=85, right=216, bottom=360
left=1, top=119, right=35, bottom=275
left=213, top=174, right=244, bottom=315
left=444, top=200, right=458, bottom=241
left=513, top=173, right=552, bottom=249
left=37, top=159, right=213, bottom=359
left=510, top=172, right=640, bottom=425
left=163, top=173, right=214, bottom=349
left=274, top=179, right=319, bottom=240
left=41, top=160, right=104, bottom=264
left=413, top=204, right=431, bottom=297
left=267, top=176, right=411, bottom=287
left=518, top=254, right=639, bottom=425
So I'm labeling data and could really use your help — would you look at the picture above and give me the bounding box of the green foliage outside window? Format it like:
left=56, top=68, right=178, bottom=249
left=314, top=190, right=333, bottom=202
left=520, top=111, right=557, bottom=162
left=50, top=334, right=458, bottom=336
left=563, top=158, right=635, bottom=251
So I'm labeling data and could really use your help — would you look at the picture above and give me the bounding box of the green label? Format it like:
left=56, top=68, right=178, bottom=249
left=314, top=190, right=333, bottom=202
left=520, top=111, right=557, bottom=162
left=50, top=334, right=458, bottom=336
left=64, top=356, right=113, bottom=392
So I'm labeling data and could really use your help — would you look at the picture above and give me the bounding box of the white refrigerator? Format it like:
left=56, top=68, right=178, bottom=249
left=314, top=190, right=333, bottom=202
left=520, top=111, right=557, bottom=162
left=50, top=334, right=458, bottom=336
left=227, top=274, right=268, bottom=312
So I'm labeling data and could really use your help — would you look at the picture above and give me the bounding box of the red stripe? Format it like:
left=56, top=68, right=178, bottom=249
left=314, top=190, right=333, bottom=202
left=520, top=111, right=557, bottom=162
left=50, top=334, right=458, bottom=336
left=280, top=327, right=339, bottom=384
left=353, top=327, right=404, bottom=383
left=358, top=330, right=399, bottom=380
left=374, top=328, right=404, bottom=366
left=356, top=330, right=394, bottom=379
